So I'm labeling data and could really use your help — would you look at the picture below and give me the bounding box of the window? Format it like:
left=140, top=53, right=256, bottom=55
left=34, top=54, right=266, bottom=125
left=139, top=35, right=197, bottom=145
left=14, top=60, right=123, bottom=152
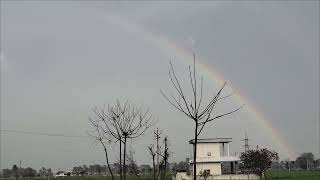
left=207, top=152, right=211, bottom=156
left=204, top=169, right=210, bottom=175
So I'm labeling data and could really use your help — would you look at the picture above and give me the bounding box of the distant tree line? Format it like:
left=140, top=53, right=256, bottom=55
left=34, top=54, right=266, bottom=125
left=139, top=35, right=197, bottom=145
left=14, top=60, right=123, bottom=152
left=2, top=151, right=319, bottom=178
left=238, top=149, right=320, bottom=179
left=70, top=161, right=189, bottom=177
left=270, top=152, right=320, bottom=171
left=1, top=160, right=193, bottom=178
left=239, top=149, right=320, bottom=179
left=1, top=165, right=52, bottom=178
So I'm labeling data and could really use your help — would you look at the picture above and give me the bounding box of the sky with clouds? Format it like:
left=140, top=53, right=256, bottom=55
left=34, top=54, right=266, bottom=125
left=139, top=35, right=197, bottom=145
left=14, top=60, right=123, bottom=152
left=1, top=1, right=319, bottom=171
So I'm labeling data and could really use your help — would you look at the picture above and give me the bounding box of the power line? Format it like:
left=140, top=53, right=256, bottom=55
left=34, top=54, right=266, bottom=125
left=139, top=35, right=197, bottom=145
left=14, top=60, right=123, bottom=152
left=0, top=129, right=89, bottom=138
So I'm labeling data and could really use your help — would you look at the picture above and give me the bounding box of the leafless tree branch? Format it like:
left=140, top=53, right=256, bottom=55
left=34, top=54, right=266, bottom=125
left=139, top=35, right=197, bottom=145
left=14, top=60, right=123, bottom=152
left=161, top=50, right=244, bottom=180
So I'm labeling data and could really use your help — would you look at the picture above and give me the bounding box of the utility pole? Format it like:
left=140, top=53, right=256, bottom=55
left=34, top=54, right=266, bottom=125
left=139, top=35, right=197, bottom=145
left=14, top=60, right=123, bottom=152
left=288, top=161, right=291, bottom=171
left=154, top=128, right=162, bottom=180
left=162, top=136, right=169, bottom=180
left=19, top=160, right=21, bottom=178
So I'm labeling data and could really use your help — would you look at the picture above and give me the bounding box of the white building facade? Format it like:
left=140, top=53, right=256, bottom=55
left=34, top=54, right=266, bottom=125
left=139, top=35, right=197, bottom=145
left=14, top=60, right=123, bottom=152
left=189, top=138, right=240, bottom=176
left=174, top=138, right=260, bottom=180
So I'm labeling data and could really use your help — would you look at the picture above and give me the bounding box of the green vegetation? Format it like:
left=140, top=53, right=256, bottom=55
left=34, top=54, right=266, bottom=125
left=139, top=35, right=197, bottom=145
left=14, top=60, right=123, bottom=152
left=0, top=175, right=172, bottom=180
left=266, top=170, right=320, bottom=180
left=2, top=171, right=320, bottom=180
left=240, top=148, right=278, bottom=178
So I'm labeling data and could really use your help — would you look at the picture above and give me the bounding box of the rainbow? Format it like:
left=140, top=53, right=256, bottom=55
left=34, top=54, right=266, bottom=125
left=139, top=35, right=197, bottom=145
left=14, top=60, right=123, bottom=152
left=98, top=12, right=296, bottom=159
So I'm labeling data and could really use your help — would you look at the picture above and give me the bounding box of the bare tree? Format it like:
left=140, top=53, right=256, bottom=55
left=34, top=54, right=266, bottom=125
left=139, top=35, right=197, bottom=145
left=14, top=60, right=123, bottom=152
left=110, top=101, right=155, bottom=180
left=89, top=104, right=122, bottom=179
left=88, top=116, right=115, bottom=180
left=148, top=145, right=157, bottom=180
left=126, top=150, right=141, bottom=180
left=160, top=136, right=170, bottom=180
left=154, top=128, right=162, bottom=180
left=149, top=128, right=171, bottom=180
left=161, top=51, right=244, bottom=180
left=90, top=100, right=155, bottom=180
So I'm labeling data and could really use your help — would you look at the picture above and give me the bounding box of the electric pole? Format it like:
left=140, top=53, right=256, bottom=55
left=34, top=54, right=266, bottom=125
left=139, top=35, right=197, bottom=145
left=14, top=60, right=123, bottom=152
left=154, top=128, right=162, bottom=180
left=19, top=160, right=21, bottom=178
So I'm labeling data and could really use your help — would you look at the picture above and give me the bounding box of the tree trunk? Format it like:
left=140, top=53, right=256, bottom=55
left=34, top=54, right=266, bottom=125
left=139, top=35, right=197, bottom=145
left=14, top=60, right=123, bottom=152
left=123, top=137, right=127, bottom=180
left=193, top=123, right=198, bottom=180
left=157, top=136, right=160, bottom=180
left=163, top=139, right=168, bottom=180
left=153, top=156, right=156, bottom=180
left=162, top=162, right=166, bottom=180
left=120, top=140, right=122, bottom=180
left=259, top=171, right=263, bottom=180
left=103, top=146, right=114, bottom=180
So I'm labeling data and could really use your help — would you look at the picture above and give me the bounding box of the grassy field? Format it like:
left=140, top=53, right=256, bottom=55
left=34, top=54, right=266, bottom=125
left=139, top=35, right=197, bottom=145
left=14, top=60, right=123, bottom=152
left=1, top=171, right=320, bottom=180
left=0, top=175, right=171, bottom=180
left=265, top=170, right=320, bottom=180
left=49, top=176, right=171, bottom=180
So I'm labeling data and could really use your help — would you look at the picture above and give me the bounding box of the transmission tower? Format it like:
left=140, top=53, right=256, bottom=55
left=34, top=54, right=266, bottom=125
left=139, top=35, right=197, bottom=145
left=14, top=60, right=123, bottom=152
left=242, top=131, right=251, bottom=152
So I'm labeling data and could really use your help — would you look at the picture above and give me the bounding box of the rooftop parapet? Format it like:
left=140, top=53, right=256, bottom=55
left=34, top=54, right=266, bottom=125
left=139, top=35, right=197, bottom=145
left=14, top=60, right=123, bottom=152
left=189, top=138, right=232, bottom=144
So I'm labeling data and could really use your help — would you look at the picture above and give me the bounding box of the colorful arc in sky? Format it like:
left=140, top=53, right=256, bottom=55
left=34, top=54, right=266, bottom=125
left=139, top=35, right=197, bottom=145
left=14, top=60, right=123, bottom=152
left=154, top=33, right=296, bottom=159
left=99, top=12, right=297, bottom=159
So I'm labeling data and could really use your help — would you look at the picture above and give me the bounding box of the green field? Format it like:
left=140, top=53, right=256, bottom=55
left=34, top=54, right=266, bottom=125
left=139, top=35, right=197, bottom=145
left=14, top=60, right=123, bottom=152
left=0, top=175, right=171, bottom=180
left=50, top=176, right=170, bottom=180
left=1, top=171, right=320, bottom=180
left=265, top=170, right=320, bottom=180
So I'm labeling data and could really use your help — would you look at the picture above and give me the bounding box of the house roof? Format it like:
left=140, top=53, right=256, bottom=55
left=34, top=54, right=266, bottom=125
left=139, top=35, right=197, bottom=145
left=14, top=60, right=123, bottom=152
left=189, top=138, right=232, bottom=144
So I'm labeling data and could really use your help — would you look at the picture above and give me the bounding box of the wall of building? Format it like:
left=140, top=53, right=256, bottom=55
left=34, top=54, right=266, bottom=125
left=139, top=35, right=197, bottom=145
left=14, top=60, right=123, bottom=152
left=175, top=172, right=190, bottom=180
left=196, top=143, right=221, bottom=158
left=174, top=172, right=260, bottom=180
left=196, top=162, right=221, bottom=175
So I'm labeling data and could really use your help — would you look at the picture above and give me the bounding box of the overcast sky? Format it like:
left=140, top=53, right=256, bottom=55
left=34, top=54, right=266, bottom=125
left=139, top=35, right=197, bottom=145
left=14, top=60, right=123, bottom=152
left=1, top=1, right=319, bottom=171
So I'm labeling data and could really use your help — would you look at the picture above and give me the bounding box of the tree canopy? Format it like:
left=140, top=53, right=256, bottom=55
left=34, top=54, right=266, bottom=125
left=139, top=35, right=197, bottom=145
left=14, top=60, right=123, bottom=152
left=240, top=148, right=278, bottom=178
left=295, top=152, right=314, bottom=169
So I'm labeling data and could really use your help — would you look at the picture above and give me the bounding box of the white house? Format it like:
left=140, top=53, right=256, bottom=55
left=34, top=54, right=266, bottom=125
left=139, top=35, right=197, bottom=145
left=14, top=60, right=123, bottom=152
left=174, top=138, right=260, bottom=180
left=189, top=138, right=240, bottom=176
